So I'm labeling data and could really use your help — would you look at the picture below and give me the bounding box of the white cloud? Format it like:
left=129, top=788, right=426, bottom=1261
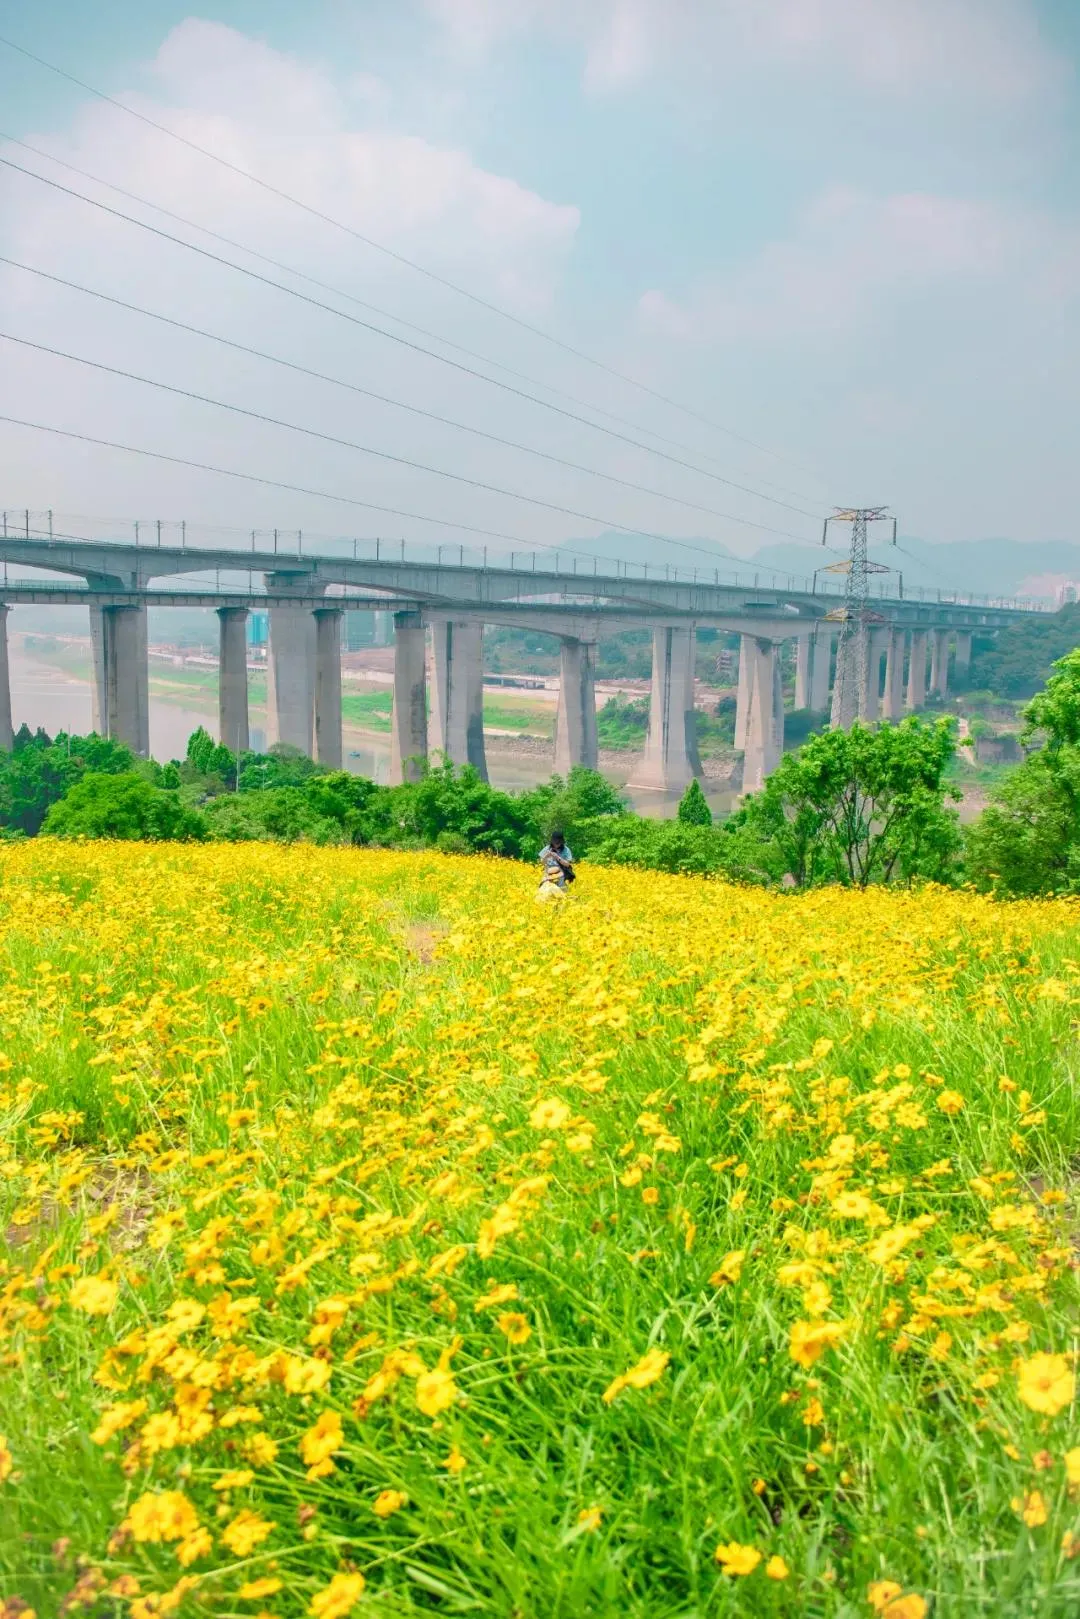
left=425, top=0, right=1063, bottom=101
left=6, top=20, right=579, bottom=310
left=0, top=20, right=600, bottom=545
left=635, top=186, right=1070, bottom=344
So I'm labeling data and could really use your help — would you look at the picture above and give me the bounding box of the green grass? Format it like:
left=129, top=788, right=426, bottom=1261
left=1, top=846, right=1079, bottom=1617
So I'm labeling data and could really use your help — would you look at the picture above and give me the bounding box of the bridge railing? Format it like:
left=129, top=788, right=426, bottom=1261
left=0, top=508, right=1054, bottom=613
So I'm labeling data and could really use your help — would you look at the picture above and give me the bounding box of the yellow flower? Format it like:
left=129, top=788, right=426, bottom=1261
left=220, top=1509, right=275, bottom=1557
left=802, top=1397, right=825, bottom=1428
left=91, top=1399, right=147, bottom=1446
left=866, top=1225, right=918, bottom=1265
left=69, top=1275, right=118, bottom=1316
left=175, top=1526, right=213, bottom=1568
left=936, top=1090, right=965, bottom=1115
left=212, top=1469, right=254, bottom=1492
left=238, top=1578, right=283, bottom=1600
left=788, top=1320, right=848, bottom=1369
left=372, top=1489, right=408, bottom=1518
left=1013, top=1489, right=1048, bottom=1528
left=300, top=1410, right=344, bottom=1479
left=442, top=1444, right=467, bottom=1473
left=882, top=1600, right=927, bottom=1619
left=764, top=1555, right=789, bottom=1580
left=1017, top=1353, right=1075, bottom=1417
left=868, top=1583, right=903, bottom=1612
left=309, top=1572, right=365, bottom=1618
left=0, top=1436, right=12, bottom=1483
left=242, top=1432, right=279, bottom=1468
left=602, top=1348, right=671, bottom=1405
left=126, top=1491, right=199, bottom=1544
left=496, top=1312, right=532, bottom=1345
left=474, top=1282, right=518, bottom=1313
left=577, top=1506, right=602, bottom=1532
left=416, top=1367, right=458, bottom=1418
left=868, top=1584, right=927, bottom=1619
left=529, top=1098, right=570, bottom=1131
left=1064, top=1447, right=1080, bottom=1487
left=714, top=1542, right=761, bottom=1576
left=709, top=1250, right=745, bottom=1288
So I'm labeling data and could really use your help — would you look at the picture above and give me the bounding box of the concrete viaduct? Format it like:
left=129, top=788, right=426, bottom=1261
left=0, top=536, right=1038, bottom=795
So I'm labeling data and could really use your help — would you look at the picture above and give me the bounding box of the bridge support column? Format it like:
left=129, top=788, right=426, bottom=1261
left=882, top=628, right=905, bottom=721
left=809, top=624, right=833, bottom=713
left=906, top=630, right=928, bottom=710
left=430, top=619, right=487, bottom=779
left=742, top=639, right=782, bottom=794
left=862, top=628, right=889, bottom=723
left=954, top=631, right=972, bottom=679
left=265, top=573, right=322, bottom=755
left=794, top=632, right=812, bottom=710
left=628, top=626, right=700, bottom=792
left=554, top=637, right=598, bottom=775
left=0, top=605, right=11, bottom=751
left=389, top=610, right=428, bottom=784
left=94, top=603, right=150, bottom=756
left=735, top=634, right=754, bottom=750
left=313, top=608, right=344, bottom=769
left=217, top=607, right=250, bottom=758
left=930, top=628, right=949, bottom=696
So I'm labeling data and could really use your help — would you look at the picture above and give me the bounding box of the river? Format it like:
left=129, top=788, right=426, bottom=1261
left=8, top=641, right=738, bottom=818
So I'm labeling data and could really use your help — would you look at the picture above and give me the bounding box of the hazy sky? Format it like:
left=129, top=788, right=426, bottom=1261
left=1, top=0, right=1077, bottom=561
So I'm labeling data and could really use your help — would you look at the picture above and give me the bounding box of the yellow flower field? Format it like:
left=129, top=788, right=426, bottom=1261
left=1, top=842, right=1078, bottom=1618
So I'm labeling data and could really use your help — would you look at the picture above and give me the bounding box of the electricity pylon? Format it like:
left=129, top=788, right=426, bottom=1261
left=821, top=507, right=896, bottom=728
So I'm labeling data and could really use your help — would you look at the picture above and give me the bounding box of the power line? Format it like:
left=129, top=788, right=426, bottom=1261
left=0, top=332, right=820, bottom=569
left=0, top=31, right=823, bottom=481
left=0, top=134, right=820, bottom=510
left=0, top=412, right=533, bottom=546
left=0, top=152, right=822, bottom=536
left=0, top=256, right=815, bottom=544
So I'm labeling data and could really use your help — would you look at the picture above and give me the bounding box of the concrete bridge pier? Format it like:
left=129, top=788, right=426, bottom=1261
left=554, top=636, right=598, bottom=775
left=628, top=626, right=700, bottom=792
left=735, top=634, right=754, bottom=749
left=430, top=619, right=487, bottom=779
left=862, top=628, right=889, bottom=722
left=882, top=628, right=905, bottom=720
left=265, top=573, right=323, bottom=754
left=741, top=638, right=783, bottom=794
left=313, top=608, right=344, bottom=769
left=217, top=606, right=250, bottom=758
left=809, top=624, right=833, bottom=713
left=389, top=610, right=428, bottom=784
left=0, top=604, right=12, bottom=750
left=906, top=630, right=928, bottom=710
left=794, top=632, right=812, bottom=710
left=930, top=628, right=950, bottom=696
left=954, top=630, right=972, bottom=679
left=90, top=601, right=149, bottom=755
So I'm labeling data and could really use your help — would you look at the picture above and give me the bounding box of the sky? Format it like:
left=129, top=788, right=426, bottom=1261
left=1, top=0, right=1078, bottom=568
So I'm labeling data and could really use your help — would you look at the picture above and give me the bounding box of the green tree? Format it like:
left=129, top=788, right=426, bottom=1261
left=43, top=774, right=208, bottom=841
left=967, top=648, right=1080, bottom=894
left=676, top=779, right=712, bottom=825
left=0, top=731, right=137, bottom=836
left=733, top=718, right=961, bottom=887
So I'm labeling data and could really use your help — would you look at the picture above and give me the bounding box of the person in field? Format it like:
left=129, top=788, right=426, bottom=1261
left=537, top=830, right=575, bottom=900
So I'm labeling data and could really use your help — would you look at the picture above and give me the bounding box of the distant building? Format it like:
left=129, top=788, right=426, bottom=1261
left=247, top=611, right=268, bottom=647
left=1056, top=582, right=1080, bottom=606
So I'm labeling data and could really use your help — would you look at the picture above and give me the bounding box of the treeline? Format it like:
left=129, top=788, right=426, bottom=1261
left=7, top=646, right=1080, bottom=895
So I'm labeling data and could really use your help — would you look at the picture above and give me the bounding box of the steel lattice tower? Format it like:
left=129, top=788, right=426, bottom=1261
left=822, top=507, right=896, bottom=729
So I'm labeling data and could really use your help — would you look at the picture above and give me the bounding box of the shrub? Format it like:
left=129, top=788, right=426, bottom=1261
left=43, top=774, right=208, bottom=842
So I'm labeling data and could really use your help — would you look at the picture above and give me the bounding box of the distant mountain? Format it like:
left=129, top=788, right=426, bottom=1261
left=744, top=536, right=1080, bottom=601
left=536, top=532, right=1080, bottom=600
